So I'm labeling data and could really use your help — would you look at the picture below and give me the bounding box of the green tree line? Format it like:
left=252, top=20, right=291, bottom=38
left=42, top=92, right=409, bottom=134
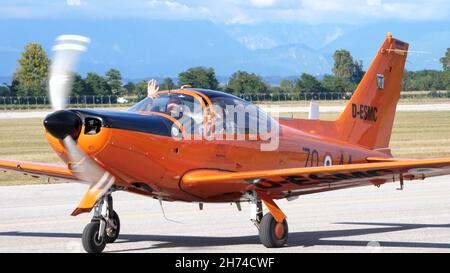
left=1, top=43, right=449, bottom=98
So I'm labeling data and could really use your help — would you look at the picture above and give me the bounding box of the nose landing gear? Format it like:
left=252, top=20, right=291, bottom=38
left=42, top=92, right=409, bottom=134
left=82, top=194, right=120, bottom=253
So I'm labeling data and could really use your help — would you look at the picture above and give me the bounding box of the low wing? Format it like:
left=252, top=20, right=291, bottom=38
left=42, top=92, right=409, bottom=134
left=0, top=159, right=116, bottom=216
left=181, top=158, right=450, bottom=200
left=0, top=159, right=79, bottom=183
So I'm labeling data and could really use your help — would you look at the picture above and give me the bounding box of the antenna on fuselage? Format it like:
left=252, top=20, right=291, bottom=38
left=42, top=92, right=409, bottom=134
left=308, top=101, right=320, bottom=120
left=158, top=196, right=183, bottom=224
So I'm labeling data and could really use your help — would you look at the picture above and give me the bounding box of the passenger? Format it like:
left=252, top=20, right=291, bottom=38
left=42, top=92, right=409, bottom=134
left=166, top=96, right=184, bottom=119
left=213, top=101, right=235, bottom=134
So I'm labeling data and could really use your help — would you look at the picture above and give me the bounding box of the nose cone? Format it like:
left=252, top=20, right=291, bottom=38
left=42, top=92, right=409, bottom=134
left=44, top=110, right=82, bottom=140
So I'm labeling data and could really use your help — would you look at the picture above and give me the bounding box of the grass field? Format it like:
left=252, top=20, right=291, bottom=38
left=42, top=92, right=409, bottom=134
left=0, top=111, right=450, bottom=185
left=0, top=118, right=61, bottom=185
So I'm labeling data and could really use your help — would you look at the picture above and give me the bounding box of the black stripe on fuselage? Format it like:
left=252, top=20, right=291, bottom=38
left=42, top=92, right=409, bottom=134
left=73, top=109, right=174, bottom=137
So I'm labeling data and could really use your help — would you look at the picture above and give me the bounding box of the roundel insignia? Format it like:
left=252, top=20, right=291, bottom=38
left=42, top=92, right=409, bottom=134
left=324, top=155, right=333, bottom=166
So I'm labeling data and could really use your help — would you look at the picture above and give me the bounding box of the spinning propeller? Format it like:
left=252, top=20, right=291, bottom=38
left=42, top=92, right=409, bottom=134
left=44, top=35, right=116, bottom=216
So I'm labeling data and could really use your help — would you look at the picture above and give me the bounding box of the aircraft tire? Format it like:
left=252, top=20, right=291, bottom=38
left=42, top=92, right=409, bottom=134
left=105, top=210, right=120, bottom=244
left=82, top=221, right=107, bottom=253
left=259, top=213, right=288, bottom=248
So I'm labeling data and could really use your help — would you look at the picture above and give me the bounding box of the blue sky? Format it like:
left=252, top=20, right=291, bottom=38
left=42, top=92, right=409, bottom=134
left=2, top=0, right=449, bottom=23
left=1, top=1, right=449, bottom=79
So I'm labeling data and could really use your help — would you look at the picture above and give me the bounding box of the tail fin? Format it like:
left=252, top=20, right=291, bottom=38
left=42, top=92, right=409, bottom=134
left=335, top=32, right=409, bottom=151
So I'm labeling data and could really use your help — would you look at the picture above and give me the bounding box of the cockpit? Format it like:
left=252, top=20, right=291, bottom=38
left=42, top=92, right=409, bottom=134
left=129, top=91, right=203, bottom=123
left=128, top=89, right=275, bottom=139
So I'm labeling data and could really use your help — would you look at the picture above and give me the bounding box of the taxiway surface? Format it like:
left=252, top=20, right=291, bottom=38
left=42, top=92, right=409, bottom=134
left=1, top=177, right=450, bottom=253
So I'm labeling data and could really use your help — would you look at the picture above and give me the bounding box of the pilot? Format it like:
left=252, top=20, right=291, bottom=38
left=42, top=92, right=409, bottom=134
left=166, top=96, right=184, bottom=119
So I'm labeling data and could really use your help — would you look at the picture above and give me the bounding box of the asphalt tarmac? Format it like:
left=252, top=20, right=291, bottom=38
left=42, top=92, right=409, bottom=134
left=1, top=176, right=450, bottom=253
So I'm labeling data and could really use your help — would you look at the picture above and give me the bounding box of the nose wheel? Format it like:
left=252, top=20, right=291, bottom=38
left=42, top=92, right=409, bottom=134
left=82, top=221, right=107, bottom=253
left=82, top=194, right=121, bottom=253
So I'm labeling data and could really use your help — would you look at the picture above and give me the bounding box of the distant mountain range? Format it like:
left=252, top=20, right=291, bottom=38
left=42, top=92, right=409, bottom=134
left=0, top=19, right=448, bottom=85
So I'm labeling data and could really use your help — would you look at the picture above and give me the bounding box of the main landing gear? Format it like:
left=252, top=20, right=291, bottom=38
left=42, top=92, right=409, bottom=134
left=250, top=192, right=289, bottom=248
left=82, top=194, right=120, bottom=253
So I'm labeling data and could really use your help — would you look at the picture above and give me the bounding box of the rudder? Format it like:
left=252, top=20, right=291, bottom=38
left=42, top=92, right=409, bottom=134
left=335, top=32, right=409, bottom=151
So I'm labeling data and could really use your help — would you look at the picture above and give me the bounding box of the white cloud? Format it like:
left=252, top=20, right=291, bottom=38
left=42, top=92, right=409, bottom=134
left=324, top=27, right=343, bottom=45
left=225, top=10, right=255, bottom=25
left=66, top=0, right=81, bottom=6
left=148, top=0, right=188, bottom=11
left=366, top=0, right=382, bottom=6
left=250, top=0, right=277, bottom=8
left=293, top=0, right=450, bottom=23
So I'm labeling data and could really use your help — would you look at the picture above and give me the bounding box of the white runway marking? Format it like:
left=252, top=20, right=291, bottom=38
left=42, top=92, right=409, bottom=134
left=0, top=111, right=50, bottom=119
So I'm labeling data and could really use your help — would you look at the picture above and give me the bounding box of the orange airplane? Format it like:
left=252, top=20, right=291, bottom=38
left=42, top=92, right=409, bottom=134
left=1, top=33, right=450, bottom=253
